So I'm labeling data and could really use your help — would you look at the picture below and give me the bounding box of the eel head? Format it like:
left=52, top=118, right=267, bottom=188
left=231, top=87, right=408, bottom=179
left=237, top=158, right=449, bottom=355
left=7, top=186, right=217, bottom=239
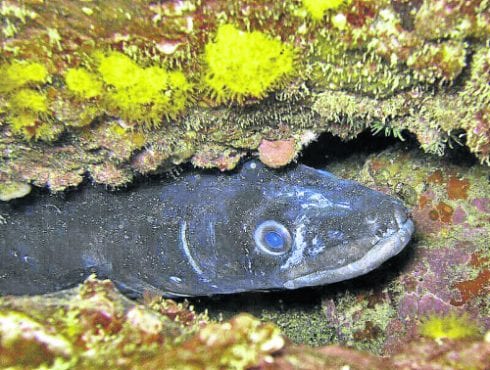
left=212, top=160, right=414, bottom=293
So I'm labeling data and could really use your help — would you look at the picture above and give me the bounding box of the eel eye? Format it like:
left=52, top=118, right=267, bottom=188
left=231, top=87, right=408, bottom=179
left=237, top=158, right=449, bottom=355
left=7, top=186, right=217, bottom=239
left=254, top=220, right=292, bottom=255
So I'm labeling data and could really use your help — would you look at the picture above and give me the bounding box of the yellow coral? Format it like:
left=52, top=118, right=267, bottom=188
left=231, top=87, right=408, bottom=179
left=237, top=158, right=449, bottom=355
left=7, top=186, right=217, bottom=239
left=9, top=89, right=48, bottom=113
left=0, top=60, right=58, bottom=141
left=6, top=88, right=60, bottom=141
left=8, top=112, right=60, bottom=141
left=420, top=313, right=481, bottom=340
left=7, top=88, right=48, bottom=136
left=0, top=60, right=48, bottom=93
left=302, top=0, right=350, bottom=20
left=98, top=52, right=140, bottom=89
left=9, top=112, right=40, bottom=133
left=95, top=52, right=190, bottom=126
left=65, top=68, right=103, bottom=99
left=203, top=24, right=294, bottom=102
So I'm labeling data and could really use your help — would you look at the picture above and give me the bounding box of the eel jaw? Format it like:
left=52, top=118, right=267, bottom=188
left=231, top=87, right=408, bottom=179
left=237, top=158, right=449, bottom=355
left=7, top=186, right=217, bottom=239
left=283, top=218, right=415, bottom=290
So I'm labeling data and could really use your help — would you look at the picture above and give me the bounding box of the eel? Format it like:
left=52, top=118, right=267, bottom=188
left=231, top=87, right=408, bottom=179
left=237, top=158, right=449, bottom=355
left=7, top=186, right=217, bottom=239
left=0, top=160, right=414, bottom=297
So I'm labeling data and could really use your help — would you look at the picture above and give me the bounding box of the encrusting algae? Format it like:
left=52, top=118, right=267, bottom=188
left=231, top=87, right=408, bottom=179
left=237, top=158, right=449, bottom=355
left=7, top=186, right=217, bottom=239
left=0, top=0, right=490, bottom=197
left=0, top=277, right=285, bottom=369
left=0, top=276, right=489, bottom=369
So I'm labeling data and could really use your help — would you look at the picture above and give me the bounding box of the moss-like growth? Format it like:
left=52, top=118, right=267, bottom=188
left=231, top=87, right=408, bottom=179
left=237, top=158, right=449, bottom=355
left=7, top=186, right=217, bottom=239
left=461, top=47, right=490, bottom=163
left=311, top=34, right=414, bottom=98
left=420, top=314, right=482, bottom=340
left=204, top=24, right=294, bottom=102
left=261, top=307, right=336, bottom=346
left=302, top=0, right=350, bottom=20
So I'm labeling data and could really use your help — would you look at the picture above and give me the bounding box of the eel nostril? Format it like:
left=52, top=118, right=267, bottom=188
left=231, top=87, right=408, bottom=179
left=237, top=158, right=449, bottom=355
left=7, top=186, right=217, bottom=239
left=394, top=207, right=408, bottom=228
left=375, top=228, right=385, bottom=238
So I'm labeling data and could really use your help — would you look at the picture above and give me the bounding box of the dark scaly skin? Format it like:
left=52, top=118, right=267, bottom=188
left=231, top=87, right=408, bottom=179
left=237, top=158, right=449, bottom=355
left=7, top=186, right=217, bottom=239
left=0, top=160, right=414, bottom=297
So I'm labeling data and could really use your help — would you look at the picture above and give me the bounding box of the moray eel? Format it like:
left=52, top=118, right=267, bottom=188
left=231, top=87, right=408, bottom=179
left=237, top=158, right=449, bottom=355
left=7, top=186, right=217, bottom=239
left=0, top=160, right=414, bottom=297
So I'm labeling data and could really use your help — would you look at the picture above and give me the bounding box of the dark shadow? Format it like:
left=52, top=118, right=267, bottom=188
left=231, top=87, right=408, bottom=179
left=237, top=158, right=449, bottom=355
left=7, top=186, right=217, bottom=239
left=299, top=131, right=405, bottom=167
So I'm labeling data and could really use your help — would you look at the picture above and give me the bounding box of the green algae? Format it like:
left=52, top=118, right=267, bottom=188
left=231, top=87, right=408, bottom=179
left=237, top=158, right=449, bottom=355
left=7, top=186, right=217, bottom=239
left=327, top=290, right=396, bottom=354
left=261, top=306, right=336, bottom=346
left=0, top=3, right=38, bottom=39
left=310, top=37, right=414, bottom=98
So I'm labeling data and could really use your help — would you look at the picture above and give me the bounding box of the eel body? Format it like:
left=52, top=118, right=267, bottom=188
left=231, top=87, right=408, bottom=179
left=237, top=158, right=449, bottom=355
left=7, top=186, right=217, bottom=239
left=0, top=160, right=414, bottom=297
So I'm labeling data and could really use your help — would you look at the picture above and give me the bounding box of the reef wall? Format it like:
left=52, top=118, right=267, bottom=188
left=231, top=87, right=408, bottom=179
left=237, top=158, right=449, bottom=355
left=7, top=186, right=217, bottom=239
left=1, top=0, right=490, bottom=199
left=1, top=276, right=489, bottom=369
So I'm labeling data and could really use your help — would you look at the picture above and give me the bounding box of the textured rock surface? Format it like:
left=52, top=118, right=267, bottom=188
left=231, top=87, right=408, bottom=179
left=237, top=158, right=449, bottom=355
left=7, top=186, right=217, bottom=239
left=0, top=276, right=489, bottom=369
left=1, top=0, right=490, bottom=198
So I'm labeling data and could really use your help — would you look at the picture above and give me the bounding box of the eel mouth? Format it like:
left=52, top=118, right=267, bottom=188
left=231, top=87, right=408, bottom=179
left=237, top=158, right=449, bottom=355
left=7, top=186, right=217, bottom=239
left=283, top=218, right=415, bottom=289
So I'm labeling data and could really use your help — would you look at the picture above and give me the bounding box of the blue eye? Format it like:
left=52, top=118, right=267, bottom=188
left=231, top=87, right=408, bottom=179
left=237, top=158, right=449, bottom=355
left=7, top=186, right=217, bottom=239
left=264, top=231, right=284, bottom=249
left=254, top=220, right=291, bottom=255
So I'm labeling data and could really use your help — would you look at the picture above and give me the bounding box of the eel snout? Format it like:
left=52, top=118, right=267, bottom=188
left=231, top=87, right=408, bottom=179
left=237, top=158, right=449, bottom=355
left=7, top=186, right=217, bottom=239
left=283, top=197, right=415, bottom=290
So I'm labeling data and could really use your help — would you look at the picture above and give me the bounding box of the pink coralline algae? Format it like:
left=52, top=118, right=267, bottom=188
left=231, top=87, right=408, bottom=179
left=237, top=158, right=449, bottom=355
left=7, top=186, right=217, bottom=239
left=258, top=139, right=297, bottom=168
left=472, top=198, right=490, bottom=214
